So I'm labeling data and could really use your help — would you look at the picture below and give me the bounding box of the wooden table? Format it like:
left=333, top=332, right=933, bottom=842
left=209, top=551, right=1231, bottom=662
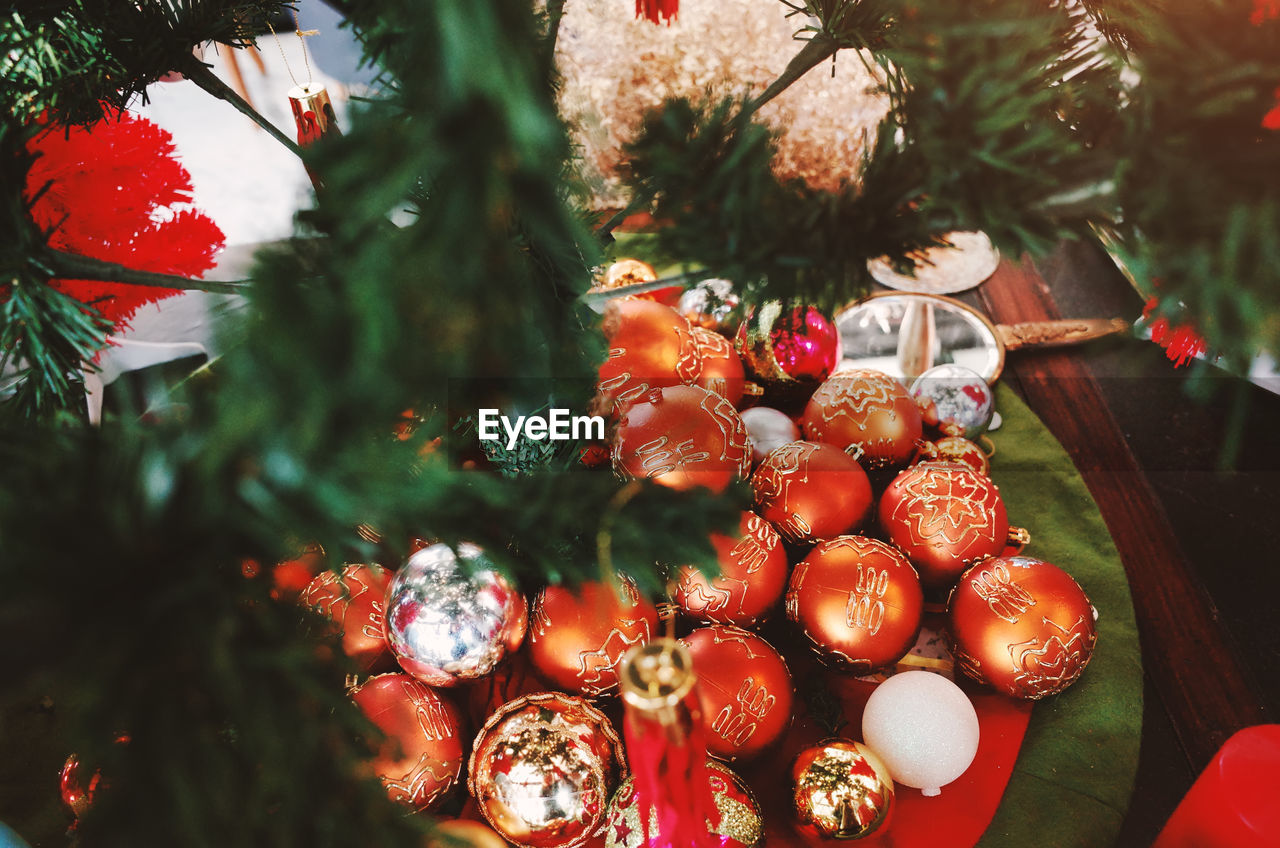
left=964, top=240, right=1278, bottom=845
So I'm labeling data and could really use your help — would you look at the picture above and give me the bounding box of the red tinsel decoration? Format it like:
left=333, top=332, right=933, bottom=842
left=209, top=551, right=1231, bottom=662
left=1143, top=295, right=1207, bottom=367
left=24, top=112, right=225, bottom=331
left=636, top=0, right=679, bottom=25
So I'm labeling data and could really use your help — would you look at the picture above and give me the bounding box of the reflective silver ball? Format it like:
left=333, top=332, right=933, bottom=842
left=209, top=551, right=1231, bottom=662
left=385, top=542, right=527, bottom=687
left=909, top=364, right=995, bottom=438
left=678, top=278, right=740, bottom=333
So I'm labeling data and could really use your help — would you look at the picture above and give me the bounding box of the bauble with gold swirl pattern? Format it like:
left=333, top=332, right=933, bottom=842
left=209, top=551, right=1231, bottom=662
left=801, top=370, right=923, bottom=470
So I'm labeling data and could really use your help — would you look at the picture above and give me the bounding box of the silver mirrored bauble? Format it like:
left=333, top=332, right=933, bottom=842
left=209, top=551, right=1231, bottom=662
left=909, top=364, right=995, bottom=438
left=385, top=542, right=527, bottom=686
left=678, top=278, right=740, bottom=333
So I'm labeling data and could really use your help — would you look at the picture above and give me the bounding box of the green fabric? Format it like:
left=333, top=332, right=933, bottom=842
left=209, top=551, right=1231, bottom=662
left=979, top=384, right=1143, bottom=848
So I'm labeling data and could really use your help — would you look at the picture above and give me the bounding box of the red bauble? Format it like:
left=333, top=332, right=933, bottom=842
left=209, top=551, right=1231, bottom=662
left=528, top=575, right=659, bottom=697
left=300, top=564, right=393, bottom=672
left=751, top=441, right=872, bottom=544
left=464, top=648, right=545, bottom=728
left=612, top=385, right=752, bottom=493
left=948, top=556, right=1098, bottom=699
left=785, top=536, right=924, bottom=673
left=682, top=625, right=793, bottom=761
left=675, top=512, right=788, bottom=627
left=735, top=304, right=840, bottom=390
left=691, top=326, right=746, bottom=406
left=598, top=300, right=701, bottom=413
left=268, top=542, right=326, bottom=601
left=932, top=435, right=990, bottom=477
left=352, top=673, right=466, bottom=811
left=878, top=461, right=1009, bottom=591
left=801, top=370, right=923, bottom=470
left=60, top=753, right=100, bottom=818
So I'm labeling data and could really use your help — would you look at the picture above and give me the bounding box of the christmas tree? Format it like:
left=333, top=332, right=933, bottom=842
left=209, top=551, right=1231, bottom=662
left=2, top=0, right=1278, bottom=845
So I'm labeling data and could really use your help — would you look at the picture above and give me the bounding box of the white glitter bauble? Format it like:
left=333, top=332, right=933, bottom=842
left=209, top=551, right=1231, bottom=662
left=860, top=670, right=979, bottom=797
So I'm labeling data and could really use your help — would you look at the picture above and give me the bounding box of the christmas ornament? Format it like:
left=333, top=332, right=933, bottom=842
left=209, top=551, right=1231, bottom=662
left=612, top=385, right=752, bottom=493
left=604, top=761, right=763, bottom=848
left=878, top=461, right=1009, bottom=591
left=384, top=542, right=527, bottom=686
left=801, top=370, right=923, bottom=470
left=691, top=326, right=746, bottom=406
left=675, top=512, right=787, bottom=627
left=267, top=542, right=327, bottom=600
left=948, top=556, right=1098, bottom=699
left=24, top=112, right=224, bottom=330
left=681, top=625, right=793, bottom=760
left=636, top=0, right=679, bottom=25
left=528, top=575, right=658, bottom=697
left=752, top=441, right=872, bottom=544
left=300, top=563, right=392, bottom=672
left=678, top=278, right=739, bottom=333
left=735, top=304, right=840, bottom=401
left=931, top=435, right=990, bottom=477
left=861, top=670, right=980, bottom=796
left=352, top=673, right=466, bottom=811
left=786, top=536, right=924, bottom=673
left=593, top=258, right=682, bottom=306
left=288, top=82, right=341, bottom=192
left=790, top=739, right=895, bottom=840
left=465, top=648, right=546, bottom=728
left=598, top=300, right=701, bottom=413
left=739, top=406, right=800, bottom=465
left=468, top=692, right=624, bottom=848
left=618, top=638, right=719, bottom=848
left=59, top=753, right=100, bottom=818
left=427, top=820, right=508, bottom=848
left=908, top=364, right=994, bottom=438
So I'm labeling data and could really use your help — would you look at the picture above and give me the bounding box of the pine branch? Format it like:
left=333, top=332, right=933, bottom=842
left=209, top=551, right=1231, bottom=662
left=43, top=247, right=250, bottom=295
left=180, top=55, right=303, bottom=159
left=748, top=34, right=841, bottom=113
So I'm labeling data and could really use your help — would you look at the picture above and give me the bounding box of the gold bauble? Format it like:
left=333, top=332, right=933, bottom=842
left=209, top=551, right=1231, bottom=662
left=791, top=739, right=895, bottom=840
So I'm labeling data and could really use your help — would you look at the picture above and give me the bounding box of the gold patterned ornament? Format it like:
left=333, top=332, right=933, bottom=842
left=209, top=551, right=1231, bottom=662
left=351, top=673, right=466, bottom=812
left=947, top=556, right=1098, bottom=699
left=603, top=761, right=764, bottom=848
left=752, top=441, right=873, bottom=544
left=791, top=739, right=895, bottom=840
left=469, top=692, right=625, bottom=848
left=877, top=461, right=1009, bottom=591
left=801, top=370, right=923, bottom=470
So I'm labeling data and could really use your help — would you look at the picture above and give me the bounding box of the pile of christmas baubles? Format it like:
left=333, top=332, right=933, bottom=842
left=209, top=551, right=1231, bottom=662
left=61, top=269, right=1100, bottom=845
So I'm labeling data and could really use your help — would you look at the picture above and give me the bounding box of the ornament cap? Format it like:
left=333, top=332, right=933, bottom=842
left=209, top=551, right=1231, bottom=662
left=621, top=638, right=696, bottom=710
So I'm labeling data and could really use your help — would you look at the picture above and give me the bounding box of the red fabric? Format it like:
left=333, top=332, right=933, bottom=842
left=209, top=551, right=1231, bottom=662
left=741, top=665, right=1032, bottom=847
left=636, top=0, right=678, bottom=25
left=23, top=111, right=224, bottom=331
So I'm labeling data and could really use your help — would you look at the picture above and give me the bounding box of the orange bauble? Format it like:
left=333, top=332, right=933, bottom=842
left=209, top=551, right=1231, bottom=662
left=948, top=556, right=1098, bottom=700
left=691, top=326, right=746, bottom=406
left=612, top=384, right=752, bottom=493
left=592, top=257, right=682, bottom=306
left=597, top=300, right=700, bottom=413
left=786, top=536, right=924, bottom=672
left=682, top=625, right=793, bottom=761
left=675, top=511, right=788, bottom=627
left=528, top=576, right=659, bottom=697
left=300, top=564, right=393, bottom=672
left=801, top=370, right=923, bottom=470
left=878, top=461, right=1009, bottom=591
left=751, top=441, right=873, bottom=544
left=352, top=673, right=466, bottom=811
left=932, top=435, right=990, bottom=476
